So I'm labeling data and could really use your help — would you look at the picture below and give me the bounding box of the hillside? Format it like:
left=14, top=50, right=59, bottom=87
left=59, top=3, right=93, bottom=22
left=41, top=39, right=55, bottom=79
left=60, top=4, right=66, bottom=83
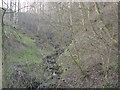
left=2, top=7, right=72, bottom=88
left=57, top=3, right=118, bottom=88
left=1, top=2, right=119, bottom=88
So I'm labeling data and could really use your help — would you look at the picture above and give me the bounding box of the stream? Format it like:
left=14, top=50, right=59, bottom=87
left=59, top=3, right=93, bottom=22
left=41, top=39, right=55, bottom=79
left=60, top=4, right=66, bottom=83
left=38, top=48, right=64, bottom=88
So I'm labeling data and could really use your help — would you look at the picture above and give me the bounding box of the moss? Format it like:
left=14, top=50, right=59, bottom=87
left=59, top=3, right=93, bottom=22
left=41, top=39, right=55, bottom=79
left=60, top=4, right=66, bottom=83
left=103, top=82, right=115, bottom=88
left=105, top=23, right=112, bottom=29
left=15, top=33, right=35, bottom=47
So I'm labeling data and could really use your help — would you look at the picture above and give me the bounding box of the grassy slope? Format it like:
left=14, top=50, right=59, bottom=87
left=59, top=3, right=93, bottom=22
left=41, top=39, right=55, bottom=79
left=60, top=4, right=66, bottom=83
left=3, top=9, right=69, bottom=88
left=3, top=22, right=55, bottom=87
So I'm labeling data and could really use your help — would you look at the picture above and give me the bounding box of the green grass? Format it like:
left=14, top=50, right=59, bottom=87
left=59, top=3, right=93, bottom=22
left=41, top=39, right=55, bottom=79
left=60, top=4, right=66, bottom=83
left=4, top=25, right=35, bottom=47
left=12, top=31, right=35, bottom=47
left=3, top=24, right=54, bottom=87
left=103, top=82, right=115, bottom=88
left=4, top=25, right=52, bottom=64
left=4, top=25, right=54, bottom=66
left=6, top=49, right=42, bottom=65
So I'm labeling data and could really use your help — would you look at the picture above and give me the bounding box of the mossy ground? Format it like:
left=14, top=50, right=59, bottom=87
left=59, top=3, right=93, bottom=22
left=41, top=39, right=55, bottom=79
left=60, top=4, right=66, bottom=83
left=3, top=23, right=55, bottom=87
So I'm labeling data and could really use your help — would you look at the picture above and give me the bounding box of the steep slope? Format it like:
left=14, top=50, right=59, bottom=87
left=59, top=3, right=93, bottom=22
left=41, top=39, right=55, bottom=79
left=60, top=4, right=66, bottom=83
left=57, top=3, right=118, bottom=88
left=2, top=8, right=72, bottom=88
left=2, top=2, right=119, bottom=88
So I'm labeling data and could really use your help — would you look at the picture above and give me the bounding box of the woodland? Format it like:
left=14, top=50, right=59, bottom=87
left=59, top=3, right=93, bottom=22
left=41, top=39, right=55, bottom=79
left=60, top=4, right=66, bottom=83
left=0, top=1, right=119, bottom=88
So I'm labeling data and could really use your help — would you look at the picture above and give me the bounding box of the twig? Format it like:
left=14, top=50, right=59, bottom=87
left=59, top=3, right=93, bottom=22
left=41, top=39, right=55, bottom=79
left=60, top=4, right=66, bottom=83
left=68, top=49, right=86, bottom=76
